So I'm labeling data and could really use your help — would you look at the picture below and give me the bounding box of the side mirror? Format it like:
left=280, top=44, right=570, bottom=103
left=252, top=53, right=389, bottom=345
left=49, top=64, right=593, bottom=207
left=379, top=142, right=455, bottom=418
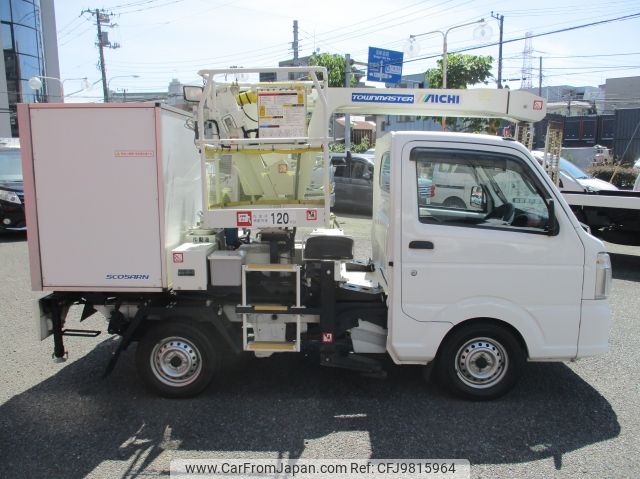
left=363, top=171, right=372, bottom=181
left=330, top=157, right=346, bottom=167
left=470, top=185, right=487, bottom=210
left=183, top=85, right=203, bottom=103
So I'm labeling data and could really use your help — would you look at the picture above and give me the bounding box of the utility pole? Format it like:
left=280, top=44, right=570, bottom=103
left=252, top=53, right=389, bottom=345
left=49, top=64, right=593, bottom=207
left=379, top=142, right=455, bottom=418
left=538, top=57, right=542, bottom=96
left=491, top=12, right=504, bottom=89
left=344, top=53, right=351, bottom=152
left=83, top=9, right=120, bottom=102
left=292, top=20, right=299, bottom=65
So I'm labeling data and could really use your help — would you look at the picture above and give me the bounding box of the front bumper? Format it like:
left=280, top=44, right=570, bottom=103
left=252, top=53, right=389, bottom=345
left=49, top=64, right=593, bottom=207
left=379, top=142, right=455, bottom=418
left=0, top=198, right=26, bottom=231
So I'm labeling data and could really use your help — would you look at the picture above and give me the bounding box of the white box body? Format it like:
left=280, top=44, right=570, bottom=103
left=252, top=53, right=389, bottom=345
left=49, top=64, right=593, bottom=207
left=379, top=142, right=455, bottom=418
left=208, top=250, right=246, bottom=286
left=19, top=103, right=202, bottom=291
left=171, top=243, right=216, bottom=291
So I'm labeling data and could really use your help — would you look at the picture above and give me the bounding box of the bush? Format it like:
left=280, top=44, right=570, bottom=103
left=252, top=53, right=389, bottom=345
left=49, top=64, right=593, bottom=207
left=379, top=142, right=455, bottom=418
left=587, top=165, right=638, bottom=189
left=329, top=136, right=372, bottom=154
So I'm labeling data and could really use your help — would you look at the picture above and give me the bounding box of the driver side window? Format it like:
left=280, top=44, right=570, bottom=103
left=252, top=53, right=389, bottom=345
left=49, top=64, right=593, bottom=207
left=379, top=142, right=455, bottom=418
left=412, top=148, right=552, bottom=234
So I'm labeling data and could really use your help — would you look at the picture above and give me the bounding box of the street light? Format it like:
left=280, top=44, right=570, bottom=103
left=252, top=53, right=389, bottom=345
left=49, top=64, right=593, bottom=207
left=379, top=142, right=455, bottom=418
left=406, top=19, right=489, bottom=129
left=406, top=19, right=489, bottom=89
left=106, top=75, right=140, bottom=102
left=28, top=76, right=90, bottom=102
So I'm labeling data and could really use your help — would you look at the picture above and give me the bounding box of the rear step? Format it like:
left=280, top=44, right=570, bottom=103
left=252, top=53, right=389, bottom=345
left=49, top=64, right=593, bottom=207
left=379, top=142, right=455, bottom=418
left=62, top=329, right=101, bottom=338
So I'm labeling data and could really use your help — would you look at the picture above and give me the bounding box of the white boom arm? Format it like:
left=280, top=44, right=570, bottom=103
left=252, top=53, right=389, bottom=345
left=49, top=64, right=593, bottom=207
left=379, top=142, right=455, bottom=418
left=309, top=87, right=546, bottom=138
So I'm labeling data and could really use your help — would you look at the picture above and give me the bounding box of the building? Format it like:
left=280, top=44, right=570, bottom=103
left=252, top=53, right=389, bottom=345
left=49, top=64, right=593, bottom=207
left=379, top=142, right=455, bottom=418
left=522, top=85, right=604, bottom=115
left=109, top=79, right=190, bottom=111
left=1, top=0, right=60, bottom=137
left=603, top=76, right=640, bottom=114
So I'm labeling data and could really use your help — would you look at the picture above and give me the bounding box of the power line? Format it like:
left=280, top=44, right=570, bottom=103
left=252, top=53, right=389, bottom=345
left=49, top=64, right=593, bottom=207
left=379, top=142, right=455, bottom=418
left=404, top=11, right=640, bottom=65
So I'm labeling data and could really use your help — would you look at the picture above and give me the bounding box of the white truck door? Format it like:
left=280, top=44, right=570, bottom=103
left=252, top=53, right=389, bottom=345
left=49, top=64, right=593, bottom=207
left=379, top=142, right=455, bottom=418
left=398, top=140, right=585, bottom=359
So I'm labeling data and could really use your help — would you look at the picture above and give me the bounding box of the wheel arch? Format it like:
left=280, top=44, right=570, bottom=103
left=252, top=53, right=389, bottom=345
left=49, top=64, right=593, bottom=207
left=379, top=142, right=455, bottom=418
left=136, top=306, right=242, bottom=355
left=435, top=317, right=529, bottom=362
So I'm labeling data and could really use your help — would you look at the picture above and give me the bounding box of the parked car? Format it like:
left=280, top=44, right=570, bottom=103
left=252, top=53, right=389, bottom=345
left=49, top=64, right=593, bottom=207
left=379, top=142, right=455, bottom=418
left=0, top=139, right=25, bottom=232
left=307, top=154, right=336, bottom=207
left=531, top=151, right=618, bottom=192
left=331, top=152, right=375, bottom=214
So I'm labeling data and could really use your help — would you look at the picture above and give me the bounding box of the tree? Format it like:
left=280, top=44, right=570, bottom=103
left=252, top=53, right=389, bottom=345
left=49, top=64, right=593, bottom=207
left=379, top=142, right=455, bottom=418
left=424, top=53, right=494, bottom=89
left=309, top=53, right=358, bottom=88
left=424, top=53, right=498, bottom=133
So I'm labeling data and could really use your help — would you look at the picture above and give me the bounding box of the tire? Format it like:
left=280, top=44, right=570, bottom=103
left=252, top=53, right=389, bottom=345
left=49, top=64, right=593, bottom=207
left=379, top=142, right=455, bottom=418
left=136, top=320, right=220, bottom=398
left=435, top=322, right=524, bottom=400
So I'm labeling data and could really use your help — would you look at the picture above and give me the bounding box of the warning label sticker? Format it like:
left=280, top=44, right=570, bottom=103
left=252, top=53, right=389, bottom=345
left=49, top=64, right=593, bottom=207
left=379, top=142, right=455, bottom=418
left=257, top=90, right=307, bottom=138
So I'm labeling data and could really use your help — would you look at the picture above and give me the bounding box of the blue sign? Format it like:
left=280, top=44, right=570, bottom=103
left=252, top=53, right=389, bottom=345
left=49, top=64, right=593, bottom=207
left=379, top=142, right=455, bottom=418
left=367, top=47, right=404, bottom=84
left=351, top=93, right=414, bottom=104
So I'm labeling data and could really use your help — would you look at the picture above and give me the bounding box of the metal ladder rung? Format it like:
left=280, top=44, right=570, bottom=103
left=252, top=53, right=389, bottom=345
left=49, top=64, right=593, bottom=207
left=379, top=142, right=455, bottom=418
left=245, top=263, right=298, bottom=272
left=253, top=305, right=289, bottom=312
left=247, top=341, right=297, bottom=352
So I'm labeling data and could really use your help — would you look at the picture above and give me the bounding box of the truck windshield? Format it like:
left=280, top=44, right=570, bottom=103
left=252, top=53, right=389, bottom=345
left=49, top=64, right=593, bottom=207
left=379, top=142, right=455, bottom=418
left=560, top=158, right=590, bottom=180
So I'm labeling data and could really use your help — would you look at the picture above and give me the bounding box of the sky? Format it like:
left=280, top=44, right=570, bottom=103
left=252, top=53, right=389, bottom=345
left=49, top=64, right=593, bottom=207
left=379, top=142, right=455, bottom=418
left=53, top=0, right=640, bottom=101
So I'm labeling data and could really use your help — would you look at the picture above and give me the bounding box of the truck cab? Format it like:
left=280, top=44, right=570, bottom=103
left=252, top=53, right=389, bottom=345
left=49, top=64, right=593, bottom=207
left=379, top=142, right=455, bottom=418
left=372, top=131, right=612, bottom=397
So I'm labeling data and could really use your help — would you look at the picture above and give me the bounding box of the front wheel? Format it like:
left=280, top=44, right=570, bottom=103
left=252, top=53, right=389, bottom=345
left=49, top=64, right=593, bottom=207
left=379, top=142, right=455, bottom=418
left=435, top=322, right=524, bottom=400
left=136, top=321, right=220, bottom=398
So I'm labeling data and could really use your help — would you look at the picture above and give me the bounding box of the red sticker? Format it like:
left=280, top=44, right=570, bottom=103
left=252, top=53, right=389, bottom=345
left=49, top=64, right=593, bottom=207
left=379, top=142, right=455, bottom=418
left=236, top=211, right=253, bottom=227
left=173, top=252, right=183, bottom=263
left=322, top=332, right=333, bottom=343
left=533, top=100, right=543, bottom=111
left=306, top=209, right=318, bottom=221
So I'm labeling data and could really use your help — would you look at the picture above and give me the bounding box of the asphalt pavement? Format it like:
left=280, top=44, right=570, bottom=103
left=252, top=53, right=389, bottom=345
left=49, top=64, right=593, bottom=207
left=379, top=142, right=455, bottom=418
left=0, top=219, right=638, bottom=479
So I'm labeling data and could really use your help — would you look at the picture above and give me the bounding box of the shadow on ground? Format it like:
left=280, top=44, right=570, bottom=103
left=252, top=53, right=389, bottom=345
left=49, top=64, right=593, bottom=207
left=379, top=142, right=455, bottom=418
left=610, top=252, right=640, bottom=282
left=0, top=230, right=26, bottom=243
left=0, top=341, right=619, bottom=478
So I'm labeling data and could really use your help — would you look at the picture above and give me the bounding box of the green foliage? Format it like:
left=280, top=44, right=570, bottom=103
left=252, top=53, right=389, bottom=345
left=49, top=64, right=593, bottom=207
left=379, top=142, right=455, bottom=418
left=351, top=135, right=370, bottom=153
left=309, top=53, right=358, bottom=88
left=329, top=136, right=371, bottom=153
left=588, top=165, right=638, bottom=189
left=424, top=53, right=495, bottom=132
left=424, top=53, right=494, bottom=89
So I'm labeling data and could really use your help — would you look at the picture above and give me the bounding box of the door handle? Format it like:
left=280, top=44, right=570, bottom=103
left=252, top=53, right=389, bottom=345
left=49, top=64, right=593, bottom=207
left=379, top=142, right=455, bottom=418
left=409, top=241, right=434, bottom=250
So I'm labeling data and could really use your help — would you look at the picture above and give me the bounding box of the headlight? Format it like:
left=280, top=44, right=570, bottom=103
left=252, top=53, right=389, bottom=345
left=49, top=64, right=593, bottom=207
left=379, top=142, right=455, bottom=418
left=0, top=189, right=20, bottom=204
left=595, top=252, right=612, bottom=300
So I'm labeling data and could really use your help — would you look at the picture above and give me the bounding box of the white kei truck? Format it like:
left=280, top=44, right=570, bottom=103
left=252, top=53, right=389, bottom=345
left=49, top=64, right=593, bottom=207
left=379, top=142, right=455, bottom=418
left=18, top=67, right=612, bottom=400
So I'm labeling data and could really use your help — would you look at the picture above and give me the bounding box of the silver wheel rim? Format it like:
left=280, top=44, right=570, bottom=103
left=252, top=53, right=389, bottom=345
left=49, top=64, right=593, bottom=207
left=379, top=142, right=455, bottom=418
left=455, top=336, right=508, bottom=389
left=150, top=336, right=202, bottom=387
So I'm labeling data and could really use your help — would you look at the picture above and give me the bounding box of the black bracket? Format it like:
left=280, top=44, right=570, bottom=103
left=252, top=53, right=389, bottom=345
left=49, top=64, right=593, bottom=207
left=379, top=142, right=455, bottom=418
left=62, top=329, right=101, bottom=338
left=103, top=308, right=147, bottom=378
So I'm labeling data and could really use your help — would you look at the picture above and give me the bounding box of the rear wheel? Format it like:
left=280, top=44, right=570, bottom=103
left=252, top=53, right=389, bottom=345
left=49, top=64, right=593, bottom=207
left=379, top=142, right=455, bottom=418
left=136, top=321, right=220, bottom=398
left=435, top=322, right=524, bottom=400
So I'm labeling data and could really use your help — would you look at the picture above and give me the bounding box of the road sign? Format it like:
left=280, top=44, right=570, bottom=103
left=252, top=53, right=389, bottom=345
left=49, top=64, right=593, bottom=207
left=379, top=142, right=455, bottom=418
left=367, top=47, right=404, bottom=84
